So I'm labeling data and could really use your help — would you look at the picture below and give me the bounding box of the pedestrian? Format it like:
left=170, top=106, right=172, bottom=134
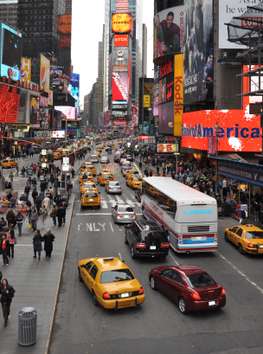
left=50, top=204, right=58, bottom=226
left=8, top=229, right=16, bottom=259
left=41, top=205, right=48, bottom=225
left=33, top=230, right=43, bottom=260
left=32, top=188, right=38, bottom=204
left=57, top=204, right=66, bottom=227
left=0, top=278, right=15, bottom=327
left=0, top=217, right=7, bottom=232
left=1, top=235, right=9, bottom=266
left=6, top=209, right=16, bottom=229
left=43, top=230, right=55, bottom=258
left=30, top=208, right=38, bottom=231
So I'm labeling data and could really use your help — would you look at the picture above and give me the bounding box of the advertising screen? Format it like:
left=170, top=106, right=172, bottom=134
left=51, top=130, right=65, bottom=139
left=40, top=54, right=50, bottom=93
left=157, top=144, right=179, bottom=153
left=20, top=57, right=31, bottom=83
left=54, top=106, right=76, bottom=120
left=0, top=24, right=22, bottom=81
left=184, top=0, right=213, bottom=104
left=68, top=73, right=80, bottom=107
left=112, top=47, right=129, bottom=70
left=112, top=119, right=127, bottom=127
left=0, top=85, right=20, bottom=123
left=114, top=34, right=129, bottom=47
left=174, top=54, right=184, bottom=137
left=154, top=6, right=184, bottom=61
left=58, top=15, right=72, bottom=34
left=112, top=13, right=132, bottom=33
left=219, top=0, right=262, bottom=49
left=181, top=109, right=262, bottom=152
left=112, top=71, right=129, bottom=102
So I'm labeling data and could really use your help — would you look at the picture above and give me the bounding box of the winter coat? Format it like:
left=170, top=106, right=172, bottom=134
left=0, top=285, right=15, bottom=304
left=43, top=232, right=55, bottom=252
left=33, top=234, right=42, bottom=251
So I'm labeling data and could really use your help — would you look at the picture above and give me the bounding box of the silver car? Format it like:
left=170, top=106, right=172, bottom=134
left=100, top=155, right=109, bottom=164
left=112, top=204, right=136, bottom=224
left=90, top=154, right=99, bottom=163
left=105, top=180, right=122, bottom=194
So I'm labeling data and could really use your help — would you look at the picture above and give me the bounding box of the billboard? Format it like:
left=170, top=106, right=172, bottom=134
left=68, top=73, right=80, bottom=107
left=154, top=6, right=184, bottom=61
left=174, top=54, right=184, bottom=137
left=20, top=57, right=31, bottom=83
left=40, top=54, right=50, bottom=93
left=112, top=13, right=132, bottom=33
left=184, top=0, right=213, bottom=104
left=55, top=106, right=76, bottom=120
left=114, top=34, right=129, bottom=47
left=51, top=130, right=65, bottom=139
left=157, top=144, right=179, bottom=153
left=0, top=85, right=20, bottom=123
left=112, top=47, right=129, bottom=70
left=0, top=23, right=22, bottom=81
left=58, top=15, right=72, bottom=34
left=182, top=109, right=262, bottom=152
left=219, top=0, right=262, bottom=49
left=112, top=71, right=129, bottom=103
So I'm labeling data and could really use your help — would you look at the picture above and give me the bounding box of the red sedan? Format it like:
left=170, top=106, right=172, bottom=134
left=149, top=265, right=226, bottom=314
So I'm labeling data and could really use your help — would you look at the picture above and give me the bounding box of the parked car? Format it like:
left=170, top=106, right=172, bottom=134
left=112, top=204, right=136, bottom=224
left=125, top=217, right=169, bottom=259
left=149, top=265, right=226, bottom=314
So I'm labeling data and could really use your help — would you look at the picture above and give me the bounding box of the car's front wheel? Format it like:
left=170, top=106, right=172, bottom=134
left=178, top=298, right=188, bottom=314
left=149, top=276, right=156, bottom=290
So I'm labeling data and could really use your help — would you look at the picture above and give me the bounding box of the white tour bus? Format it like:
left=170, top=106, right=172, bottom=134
left=142, top=177, right=218, bottom=253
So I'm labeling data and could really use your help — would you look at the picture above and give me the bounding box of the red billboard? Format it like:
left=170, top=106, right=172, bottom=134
left=182, top=109, right=262, bottom=152
left=114, top=34, right=129, bottom=47
left=0, top=85, right=20, bottom=123
left=112, top=72, right=129, bottom=102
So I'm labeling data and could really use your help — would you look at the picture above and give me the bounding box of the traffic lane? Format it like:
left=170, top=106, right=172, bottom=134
left=51, top=206, right=263, bottom=354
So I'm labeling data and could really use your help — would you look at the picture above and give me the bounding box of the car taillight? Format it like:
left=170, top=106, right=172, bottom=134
left=138, top=287, right=144, bottom=295
left=160, top=242, right=170, bottom=249
left=220, top=287, right=226, bottom=296
left=136, top=242, right=146, bottom=249
left=103, top=292, right=111, bottom=300
left=191, top=290, right=201, bottom=301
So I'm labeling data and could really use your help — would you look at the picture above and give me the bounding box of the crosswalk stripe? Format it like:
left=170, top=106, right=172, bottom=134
left=116, top=196, right=125, bottom=204
left=126, top=199, right=135, bottom=207
left=101, top=199, right=108, bottom=209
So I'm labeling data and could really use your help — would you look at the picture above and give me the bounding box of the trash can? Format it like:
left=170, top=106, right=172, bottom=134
left=18, top=307, right=37, bottom=346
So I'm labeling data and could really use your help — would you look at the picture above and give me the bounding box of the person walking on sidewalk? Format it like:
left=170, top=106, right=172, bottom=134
left=57, top=203, right=66, bottom=227
left=1, top=235, right=10, bottom=266
left=0, top=278, right=15, bottom=327
left=50, top=204, right=58, bottom=226
left=16, top=211, right=24, bottom=237
left=43, top=230, right=55, bottom=258
left=30, top=208, right=38, bottom=232
left=6, top=209, right=16, bottom=229
left=7, top=229, right=16, bottom=259
left=33, top=230, right=43, bottom=261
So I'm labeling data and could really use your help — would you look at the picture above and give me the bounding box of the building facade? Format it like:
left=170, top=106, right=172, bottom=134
left=0, top=0, right=17, bottom=28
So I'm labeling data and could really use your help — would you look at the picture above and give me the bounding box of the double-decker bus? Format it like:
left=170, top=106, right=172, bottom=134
left=142, top=177, right=218, bottom=253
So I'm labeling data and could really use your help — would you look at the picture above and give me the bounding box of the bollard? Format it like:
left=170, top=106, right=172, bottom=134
left=18, top=307, right=37, bottom=346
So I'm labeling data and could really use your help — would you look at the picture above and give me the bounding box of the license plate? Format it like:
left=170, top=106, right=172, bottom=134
left=194, top=237, right=206, bottom=241
left=120, top=292, right=129, bottom=298
left=208, top=301, right=216, bottom=306
left=150, top=245, right=157, bottom=250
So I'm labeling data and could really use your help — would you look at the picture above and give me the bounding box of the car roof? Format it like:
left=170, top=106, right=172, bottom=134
left=93, top=257, right=128, bottom=271
left=172, top=265, right=205, bottom=275
left=117, top=204, right=133, bottom=208
left=237, top=224, right=263, bottom=232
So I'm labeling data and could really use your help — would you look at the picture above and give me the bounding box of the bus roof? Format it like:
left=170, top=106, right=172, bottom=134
left=143, top=177, right=216, bottom=205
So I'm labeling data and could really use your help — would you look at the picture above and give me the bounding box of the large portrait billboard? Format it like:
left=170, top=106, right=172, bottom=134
left=184, top=0, right=213, bottom=104
left=40, top=54, right=50, bottom=93
left=20, top=57, right=31, bottom=84
left=112, top=71, right=129, bottom=103
left=154, top=6, right=184, bottom=60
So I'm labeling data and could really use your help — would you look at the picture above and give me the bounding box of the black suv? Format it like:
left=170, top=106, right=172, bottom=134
left=125, top=217, right=170, bottom=259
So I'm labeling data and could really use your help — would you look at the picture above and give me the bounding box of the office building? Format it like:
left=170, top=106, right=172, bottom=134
left=0, top=0, right=17, bottom=28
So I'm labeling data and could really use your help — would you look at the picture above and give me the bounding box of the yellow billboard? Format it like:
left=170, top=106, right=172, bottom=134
left=40, top=54, right=50, bottom=93
left=112, top=13, right=132, bottom=33
left=143, top=95, right=151, bottom=108
left=174, top=54, right=184, bottom=137
left=21, top=57, right=31, bottom=83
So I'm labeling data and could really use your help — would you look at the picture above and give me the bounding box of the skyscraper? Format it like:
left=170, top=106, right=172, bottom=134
left=0, top=0, right=17, bottom=28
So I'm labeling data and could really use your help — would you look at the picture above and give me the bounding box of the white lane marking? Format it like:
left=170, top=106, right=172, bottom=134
left=116, top=196, right=125, bottom=204
left=129, top=192, right=136, bottom=200
left=218, top=252, right=263, bottom=295
left=15, top=244, right=32, bottom=247
left=76, top=213, right=112, bottom=216
left=109, top=222, right=114, bottom=232
left=101, top=199, right=108, bottom=209
left=108, top=197, right=116, bottom=206
left=169, top=252, right=180, bottom=265
left=126, top=199, right=135, bottom=207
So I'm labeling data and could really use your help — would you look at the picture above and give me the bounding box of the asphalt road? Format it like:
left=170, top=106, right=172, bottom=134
left=50, top=156, right=263, bottom=354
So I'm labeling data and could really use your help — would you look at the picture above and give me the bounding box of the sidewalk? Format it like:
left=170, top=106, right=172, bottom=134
left=0, top=167, right=78, bottom=353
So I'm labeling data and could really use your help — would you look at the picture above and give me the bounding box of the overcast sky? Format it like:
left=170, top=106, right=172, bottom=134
left=72, top=0, right=154, bottom=106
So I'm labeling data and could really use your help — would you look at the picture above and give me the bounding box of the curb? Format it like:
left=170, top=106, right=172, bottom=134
left=44, top=194, right=76, bottom=354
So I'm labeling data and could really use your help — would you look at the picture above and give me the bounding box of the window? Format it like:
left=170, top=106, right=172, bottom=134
left=84, top=262, right=93, bottom=272
left=236, top=228, right=243, bottom=237
left=100, top=269, right=134, bottom=283
left=89, top=265, right=98, bottom=280
left=171, top=271, right=184, bottom=284
left=161, top=269, right=174, bottom=279
left=188, top=272, right=216, bottom=288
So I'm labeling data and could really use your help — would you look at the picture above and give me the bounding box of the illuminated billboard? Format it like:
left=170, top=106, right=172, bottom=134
left=0, top=85, right=20, bottom=123
left=55, top=106, right=76, bottom=120
left=40, top=54, right=50, bottom=93
left=112, top=13, right=132, bottom=33
left=51, top=130, right=65, bottom=139
left=0, top=23, right=22, bottom=81
left=184, top=0, right=213, bottom=104
left=20, top=57, right=31, bottom=84
left=114, top=34, right=129, bottom=47
left=182, top=110, right=262, bottom=152
left=112, top=47, right=129, bottom=71
left=157, top=144, right=179, bottom=154
left=112, top=71, right=129, bottom=103
left=154, top=6, right=184, bottom=61
left=174, top=54, right=184, bottom=137
left=68, top=73, right=80, bottom=107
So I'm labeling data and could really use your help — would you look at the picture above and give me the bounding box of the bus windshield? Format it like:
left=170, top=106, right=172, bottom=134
left=176, top=204, right=217, bottom=223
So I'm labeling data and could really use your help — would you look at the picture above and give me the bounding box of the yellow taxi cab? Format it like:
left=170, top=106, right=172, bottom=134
left=127, top=174, right=142, bottom=190
left=80, top=190, right=101, bottom=209
left=224, top=224, right=263, bottom=255
left=79, top=172, right=95, bottom=185
left=79, top=181, right=98, bottom=195
left=97, top=171, right=115, bottom=186
left=0, top=158, right=17, bottom=169
left=78, top=256, right=145, bottom=309
left=80, top=162, right=96, bottom=176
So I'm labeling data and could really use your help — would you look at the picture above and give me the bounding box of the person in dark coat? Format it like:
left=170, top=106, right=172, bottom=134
left=0, top=278, right=15, bottom=326
left=43, top=230, right=55, bottom=258
left=6, top=209, right=16, bottom=229
left=33, top=230, right=43, bottom=260
left=1, top=234, right=10, bottom=266
left=57, top=204, right=66, bottom=227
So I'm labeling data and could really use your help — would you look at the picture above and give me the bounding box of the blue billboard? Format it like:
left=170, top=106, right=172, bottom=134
left=68, top=73, right=80, bottom=107
left=0, top=23, right=22, bottom=81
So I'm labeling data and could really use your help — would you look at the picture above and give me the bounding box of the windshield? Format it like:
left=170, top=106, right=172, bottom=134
left=246, top=231, right=263, bottom=239
left=188, top=272, right=216, bottom=288
left=85, top=192, right=97, bottom=198
left=110, top=181, right=120, bottom=186
left=118, top=206, right=134, bottom=213
left=100, top=269, right=134, bottom=283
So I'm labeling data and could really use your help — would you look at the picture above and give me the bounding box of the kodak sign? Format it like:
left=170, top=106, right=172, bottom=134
left=174, top=54, right=184, bottom=137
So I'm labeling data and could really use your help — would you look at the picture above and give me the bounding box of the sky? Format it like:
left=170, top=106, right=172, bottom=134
left=72, top=0, right=154, bottom=106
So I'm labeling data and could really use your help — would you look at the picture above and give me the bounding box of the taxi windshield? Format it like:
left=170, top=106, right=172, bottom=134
left=246, top=231, right=263, bottom=239
left=100, top=269, right=134, bottom=283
